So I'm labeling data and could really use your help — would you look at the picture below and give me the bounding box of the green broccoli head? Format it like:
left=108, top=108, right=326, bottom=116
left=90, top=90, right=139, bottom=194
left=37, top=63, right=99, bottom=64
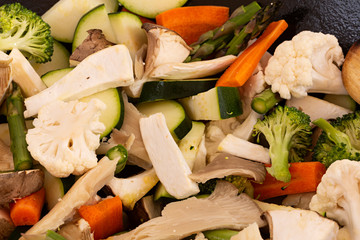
left=313, top=112, right=360, bottom=167
left=198, top=176, right=249, bottom=195
left=253, top=105, right=312, bottom=182
left=0, top=3, right=53, bottom=63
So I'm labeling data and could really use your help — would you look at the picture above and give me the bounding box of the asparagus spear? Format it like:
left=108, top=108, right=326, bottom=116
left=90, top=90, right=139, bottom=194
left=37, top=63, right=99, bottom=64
left=188, top=1, right=261, bottom=61
left=225, top=1, right=282, bottom=56
left=6, top=82, right=33, bottom=170
left=251, top=88, right=281, bottom=114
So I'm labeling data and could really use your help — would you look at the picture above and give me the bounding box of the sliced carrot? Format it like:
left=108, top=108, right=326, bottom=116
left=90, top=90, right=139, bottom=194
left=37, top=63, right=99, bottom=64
left=78, top=196, right=123, bottom=240
left=121, top=7, right=155, bottom=24
left=156, top=6, right=229, bottom=45
left=252, top=162, right=326, bottom=201
left=9, top=188, right=45, bottom=226
left=216, top=19, right=288, bottom=87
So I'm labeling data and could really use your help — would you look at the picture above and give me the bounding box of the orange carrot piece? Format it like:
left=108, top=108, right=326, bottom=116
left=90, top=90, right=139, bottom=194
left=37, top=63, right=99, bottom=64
left=252, top=162, right=326, bottom=201
left=216, top=19, right=288, bottom=87
left=156, top=6, right=229, bottom=45
left=121, top=7, right=155, bottom=24
left=78, top=196, right=123, bottom=240
left=9, top=188, right=45, bottom=226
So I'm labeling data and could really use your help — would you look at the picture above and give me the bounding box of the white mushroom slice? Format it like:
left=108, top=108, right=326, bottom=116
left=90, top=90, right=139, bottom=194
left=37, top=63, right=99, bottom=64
left=0, top=51, right=12, bottom=105
left=192, top=135, right=207, bottom=173
left=57, top=218, right=94, bottom=240
left=134, top=44, right=147, bottom=80
left=108, top=92, right=152, bottom=169
left=265, top=209, right=339, bottom=240
left=286, top=95, right=351, bottom=122
left=140, top=113, right=199, bottom=199
left=9, top=48, right=47, bottom=98
left=142, top=23, right=191, bottom=77
left=149, top=55, right=236, bottom=79
left=190, top=153, right=266, bottom=183
left=230, top=222, right=263, bottom=240
left=233, top=110, right=263, bottom=140
left=110, top=181, right=266, bottom=240
left=218, top=134, right=270, bottom=164
left=24, top=45, right=134, bottom=118
left=22, top=155, right=117, bottom=237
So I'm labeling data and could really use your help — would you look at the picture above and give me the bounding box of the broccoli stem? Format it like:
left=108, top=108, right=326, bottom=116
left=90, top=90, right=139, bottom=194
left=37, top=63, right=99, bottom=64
left=313, top=118, right=353, bottom=146
left=267, top=136, right=292, bottom=183
left=6, top=82, right=33, bottom=171
left=105, top=144, right=128, bottom=174
left=251, top=88, right=281, bottom=114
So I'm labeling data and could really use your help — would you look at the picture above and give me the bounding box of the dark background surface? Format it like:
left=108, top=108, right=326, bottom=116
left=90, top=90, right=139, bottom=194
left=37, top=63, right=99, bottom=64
left=0, top=0, right=359, bottom=53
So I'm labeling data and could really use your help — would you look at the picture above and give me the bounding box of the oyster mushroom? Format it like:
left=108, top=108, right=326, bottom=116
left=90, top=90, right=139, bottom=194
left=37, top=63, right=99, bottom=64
left=190, top=153, right=266, bottom=183
left=126, top=23, right=191, bottom=98
left=110, top=181, right=266, bottom=240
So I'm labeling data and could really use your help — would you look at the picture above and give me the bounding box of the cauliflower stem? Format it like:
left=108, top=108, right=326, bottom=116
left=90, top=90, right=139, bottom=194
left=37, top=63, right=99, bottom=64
left=253, top=105, right=312, bottom=182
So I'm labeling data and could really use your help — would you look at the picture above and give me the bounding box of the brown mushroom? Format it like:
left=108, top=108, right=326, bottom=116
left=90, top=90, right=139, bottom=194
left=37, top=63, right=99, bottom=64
left=0, top=169, right=44, bottom=204
left=69, top=29, right=115, bottom=66
left=0, top=208, right=15, bottom=240
left=342, top=39, right=360, bottom=104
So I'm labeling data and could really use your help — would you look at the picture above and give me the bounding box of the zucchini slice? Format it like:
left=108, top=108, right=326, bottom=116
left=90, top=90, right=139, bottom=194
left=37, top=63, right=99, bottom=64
left=139, top=78, right=217, bottom=102
left=137, top=100, right=192, bottom=141
left=179, top=87, right=243, bottom=120
left=72, top=4, right=117, bottom=51
left=41, top=68, right=124, bottom=138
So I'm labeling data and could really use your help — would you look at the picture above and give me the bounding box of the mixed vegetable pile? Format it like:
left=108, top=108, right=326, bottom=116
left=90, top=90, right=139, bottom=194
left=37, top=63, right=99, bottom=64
left=0, top=0, right=359, bottom=239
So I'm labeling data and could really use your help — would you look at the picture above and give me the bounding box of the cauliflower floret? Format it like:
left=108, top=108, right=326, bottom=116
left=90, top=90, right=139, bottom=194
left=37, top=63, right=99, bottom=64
left=265, top=31, right=346, bottom=99
left=309, top=159, right=360, bottom=240
left=26, top=99, right=106, bottom=177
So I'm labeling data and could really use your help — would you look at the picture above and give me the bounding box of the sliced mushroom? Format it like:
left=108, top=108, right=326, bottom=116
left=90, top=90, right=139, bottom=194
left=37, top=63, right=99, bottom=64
left=265, top=209, right=339, bottom=240
left=70, top=29, right=115, bottom=66
left=0, top=169, right=44, bottom=204
left=281, top=192, right=316, bottom=210
left=57, top=218, right=94, bottom=240
left=112, top=181, right=266, bottom=240
left=126, top=23, right=191, bottom=98
left=190, top=153, right=266, bottom=183
left=0, top=51, right=12, bottom=105
left=0, top=139, right=13, bottom=171
left=148, top=55, right=236, bottom=79
left=0, top=208, right=15, bottom=240
left=139, top=113, right=199, bottom=199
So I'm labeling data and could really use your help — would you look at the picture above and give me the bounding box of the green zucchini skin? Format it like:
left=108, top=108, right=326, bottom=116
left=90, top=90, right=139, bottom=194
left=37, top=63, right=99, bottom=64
left=179, top=87, right=243, bottom=120
left=217, top=87, right=243, bottom=119
left=138, top=79, right=217, bottom=102
left=136, top=100, right=192, bottom=141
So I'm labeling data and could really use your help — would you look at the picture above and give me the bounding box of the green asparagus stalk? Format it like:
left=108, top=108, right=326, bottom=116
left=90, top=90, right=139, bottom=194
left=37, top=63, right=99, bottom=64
left=187, top=1, right=261, bottom=61
left=225, top=1, right=282, bottom=56
left=6, top=82, right=33, bottom=170
left=251, top=88, right=281, bottom=114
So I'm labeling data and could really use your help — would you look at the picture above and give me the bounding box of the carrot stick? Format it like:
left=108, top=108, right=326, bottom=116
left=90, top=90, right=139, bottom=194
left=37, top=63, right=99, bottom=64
left=216, top=20, right=288, bottom=87
left=252, top=162, right=326, bottom=201
left=78, top=196, right=123, bottom=240
left=156, top=6, right=229, bottom=45
left=121, top=7, right=155, bottom=24
left=9, top=188, right=45, bottom=226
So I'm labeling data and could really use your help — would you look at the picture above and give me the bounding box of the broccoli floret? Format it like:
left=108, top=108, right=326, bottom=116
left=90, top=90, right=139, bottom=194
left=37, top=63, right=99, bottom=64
left=253, top=105, right=312, bottom=182
left=198, top=176, right=249, bottom=195
left=313, top=112, right=360, bottom=167
left=0, top=3, right=53, bottom=63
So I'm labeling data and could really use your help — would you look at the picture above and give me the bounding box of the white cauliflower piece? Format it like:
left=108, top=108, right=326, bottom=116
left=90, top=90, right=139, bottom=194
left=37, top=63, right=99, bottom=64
left=309, top=159, right=360, bottom=240
left=26, top=99, right=106, bottom=177
left=265, top=31, right=346, bottom=99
